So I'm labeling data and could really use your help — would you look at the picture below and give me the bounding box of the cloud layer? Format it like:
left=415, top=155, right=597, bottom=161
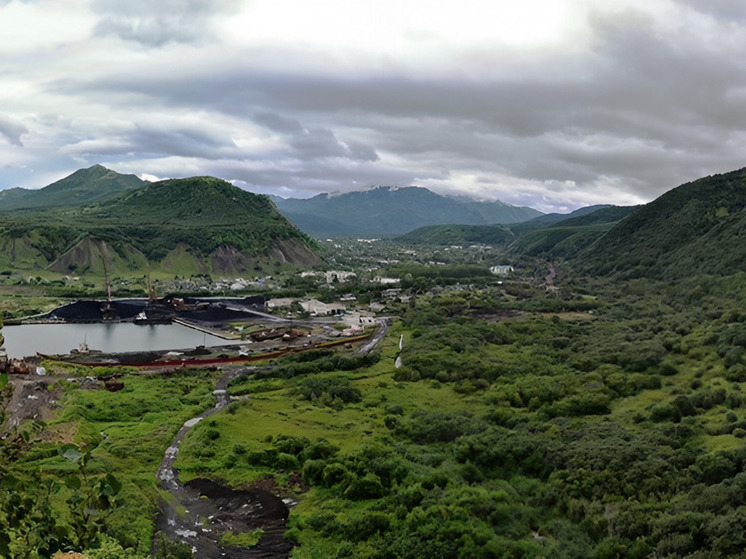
left=1, top=0, right=746, bottom=212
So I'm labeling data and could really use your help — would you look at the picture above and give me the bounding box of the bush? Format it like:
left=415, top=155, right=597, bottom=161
left=322, top=463, right=351, bottom=487
left=344, top=473, right=387, bottom=500
left=296, top=376, right=362, bottom=406
left=302, top=459, right=327, bottom=485
left=344, top=512, right=392, bottom=541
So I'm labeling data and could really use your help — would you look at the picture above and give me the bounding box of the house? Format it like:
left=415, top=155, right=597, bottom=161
left=374, top=276, right=400, bottom=285
left=490, top=265, right=514, bottom=276
left=326, top=271, right=357, bottom=283
left=381, top=288, right=402, bottom=299
left=299, top=299, right=346, bottom=316
left=341, top=310, right=377, bottom=327
left=369, top=302, right=385, bottom=313
left=266, top=297, right=294, bottom=311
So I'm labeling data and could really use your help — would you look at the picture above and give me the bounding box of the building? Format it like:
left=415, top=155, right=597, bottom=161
left=299, top=299, right=346, bottom=316
left=266, top=297, right=294, bottom=311
left=490, top=265, right=514, bottom=276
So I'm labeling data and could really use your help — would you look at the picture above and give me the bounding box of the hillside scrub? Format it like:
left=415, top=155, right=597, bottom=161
left=1, top=272, right=746, bottom=556
left=166, top=276, right=746, bottom=558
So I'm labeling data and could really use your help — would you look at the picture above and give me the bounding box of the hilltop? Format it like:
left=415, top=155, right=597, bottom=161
left=0, top=164, right=146, bottom=210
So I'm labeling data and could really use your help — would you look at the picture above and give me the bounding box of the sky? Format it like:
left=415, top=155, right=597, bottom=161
left=1, top=0, right=746, bottom=212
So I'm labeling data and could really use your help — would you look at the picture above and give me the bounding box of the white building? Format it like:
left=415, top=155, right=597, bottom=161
left=266, top=297, right=294, bottom=310
left=300, top=299, right=346, bottom=316
left=490, top=265, right=514, bottom=276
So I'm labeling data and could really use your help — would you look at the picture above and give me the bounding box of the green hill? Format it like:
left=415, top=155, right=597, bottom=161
left=396, top=205, right=637, bottom=261
left=579, top=168, right=746, bottom=278
left=0, top=164, right=146, bottom=210
left=507, top=205, right=639, bottom=259
left=397, top=223, right=516, bottom=246
left=0, top=175, right=322, bottom=276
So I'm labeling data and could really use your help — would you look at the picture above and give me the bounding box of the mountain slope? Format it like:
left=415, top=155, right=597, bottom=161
left=579, top=168, right=746, bottom=278
left=273, top=186, right=542, bottom=237
left=0, top=165, right=146, bottom=210
left=506, top=205, right=640, bottom=258
left=0, top=176, right=322, bottom=275
left=396, top=205, right=637, bottom=261
left=398, top=223, right=516, bottom=246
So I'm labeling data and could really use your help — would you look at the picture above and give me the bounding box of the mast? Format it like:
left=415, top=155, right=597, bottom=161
left=101, top=253, right=112, bottom=302
left=99, top=249, right=115, bottom=320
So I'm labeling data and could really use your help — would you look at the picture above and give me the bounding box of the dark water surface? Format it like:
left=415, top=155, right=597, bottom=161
left=2, top=322, right=228, bottom=359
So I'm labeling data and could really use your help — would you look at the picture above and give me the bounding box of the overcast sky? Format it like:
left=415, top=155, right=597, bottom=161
left=1, top=0, right=745, bottom=212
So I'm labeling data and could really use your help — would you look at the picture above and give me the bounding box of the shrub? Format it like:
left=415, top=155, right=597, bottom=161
left=344, top=473, right=387, bottom=500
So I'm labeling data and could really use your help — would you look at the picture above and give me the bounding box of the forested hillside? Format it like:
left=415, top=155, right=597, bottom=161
left=0, top=175, right=322, bottom=275
left=580, top=168, right=746, bottom=278
left=0, top=165, right=145, bottom=210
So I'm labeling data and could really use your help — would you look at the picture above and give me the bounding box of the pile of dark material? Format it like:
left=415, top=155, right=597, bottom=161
left=47, top=296, right=267, bottom=324
left=49, top=300, right=146, bottom=322
left=156, top=477, right=295, bottom=558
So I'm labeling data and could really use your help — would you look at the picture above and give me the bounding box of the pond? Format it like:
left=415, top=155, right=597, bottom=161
left=2, top=322, right=229, bottom=360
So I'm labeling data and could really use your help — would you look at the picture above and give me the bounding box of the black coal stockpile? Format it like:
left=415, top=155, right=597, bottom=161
left=50, top=300, right=146, bottom=322
left=47, top=296, right=267, bottom=324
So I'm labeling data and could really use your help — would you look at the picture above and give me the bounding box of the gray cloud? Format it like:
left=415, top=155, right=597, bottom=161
left=6, top=1, right=746, bottom=212
left=0, top=116, right=28, bottom=147
left=677, top=0, right=746, bottom=22
left=251, top=112, right=379, bottom=162
left=91, top=0, right=241, bottom=46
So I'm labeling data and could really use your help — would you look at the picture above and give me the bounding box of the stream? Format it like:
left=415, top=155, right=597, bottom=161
left=155, top=366, right=295, bottom=558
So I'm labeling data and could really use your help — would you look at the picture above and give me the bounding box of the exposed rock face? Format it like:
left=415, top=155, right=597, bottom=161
left=269, top=238, right=323, bottom=267
left=210, top=245, right=258, bottom=274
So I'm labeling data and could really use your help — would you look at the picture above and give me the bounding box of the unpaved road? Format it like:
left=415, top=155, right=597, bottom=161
left=355, top=318, right=390, bottom=356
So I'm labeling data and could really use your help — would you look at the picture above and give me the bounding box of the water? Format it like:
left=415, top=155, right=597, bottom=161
left=2, top=322, right=229, bottom=360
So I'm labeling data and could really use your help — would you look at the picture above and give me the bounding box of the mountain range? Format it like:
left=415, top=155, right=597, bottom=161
left=401, top=167, right=746, bottom=281
left=2, top=164, right=744, bottom=281
left=271, top=186, right=543, bottom=237
left=398, top=204, right=639, bottom=259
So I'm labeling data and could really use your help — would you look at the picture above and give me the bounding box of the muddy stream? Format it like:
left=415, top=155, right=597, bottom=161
left=155, top=366, right=295, bottom=558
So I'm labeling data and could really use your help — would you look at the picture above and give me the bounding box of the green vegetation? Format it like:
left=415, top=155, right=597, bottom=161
left=165, top=274, right=746, bottom=558
left=0, top=174, right=321, bottom=277
left=580, top=168, right=746, bottom=278
left=1, top=165, right=746, bottom=557
left=0, top=368, right=219, bottom=557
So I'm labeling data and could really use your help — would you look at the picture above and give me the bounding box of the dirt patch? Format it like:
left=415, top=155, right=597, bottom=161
left=2, top=376, right=62, bottom=436
left=156, top=478, right=295, bottom=559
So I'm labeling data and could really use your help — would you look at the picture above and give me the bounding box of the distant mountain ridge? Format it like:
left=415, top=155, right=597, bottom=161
left=0, top=168, right=321, bottom=275
left=272, top=186, right=543, bottom=237
left=398, top=204, right=638, bottom=260
left=0, top=164, right=146, bottom=210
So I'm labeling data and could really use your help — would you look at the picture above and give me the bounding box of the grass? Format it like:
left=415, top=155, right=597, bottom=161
left=221, top=529, right=264, bottom=548
left=174, top=323, right=487, bottom=490
left=11, top=367, right=223, bottom=550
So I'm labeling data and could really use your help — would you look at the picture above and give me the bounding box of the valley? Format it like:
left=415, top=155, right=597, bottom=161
left=0, top=166, right=744, bottom=558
